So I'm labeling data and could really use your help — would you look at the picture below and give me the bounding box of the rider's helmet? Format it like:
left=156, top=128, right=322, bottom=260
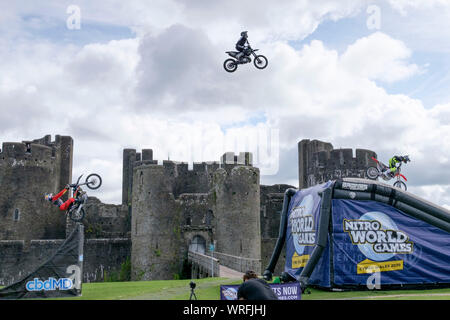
left=403, top=155, right=411, bottom=163
left=44, top=193, right=53, bottom=202
left=241, top=31, right=248, bottom=37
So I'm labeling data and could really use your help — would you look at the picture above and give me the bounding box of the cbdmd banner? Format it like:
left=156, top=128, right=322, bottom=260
left=0, top=224, right=84, bottom=299
left=331, top=199, right=450, bottom=287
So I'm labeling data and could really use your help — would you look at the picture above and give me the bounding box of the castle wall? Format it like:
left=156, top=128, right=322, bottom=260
left=260, top=184, right=293, bottom=239
left=178, top=193, right=212, bottom=227
left=83, top=238, right=131, bottom=282
left=82, top=197, right=130, bottom=239
left=261, top=238, right=286, bottom=277
left=0, top=238, right=131, bottom=286
left=259, top=184, right=294, bottom=277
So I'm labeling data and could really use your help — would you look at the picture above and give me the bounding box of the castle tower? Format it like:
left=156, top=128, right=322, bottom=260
left=131, top=162, right=184, bottom=280
left=212, top=152, right=261, bottom=263
left=0, top=135, right=73, bottom=241
left=129, top=149, right=262, bottom=280
left=298, top=139, right=377, bottom=188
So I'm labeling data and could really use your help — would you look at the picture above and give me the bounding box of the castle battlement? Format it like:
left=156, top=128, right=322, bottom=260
left=221, top=152, right=253, bottom=166
left=0, top=142, right=55, bottom=163
left=314, top=148, right=376, bottom=168
left=130, top=149, right=251, bottom=172
left=298, top=139, right=377, bottom=189
left=0, top=134, right=73, bottom=162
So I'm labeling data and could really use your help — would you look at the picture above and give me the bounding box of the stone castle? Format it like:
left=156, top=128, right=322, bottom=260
left=0, top=136, right=377, bottom=285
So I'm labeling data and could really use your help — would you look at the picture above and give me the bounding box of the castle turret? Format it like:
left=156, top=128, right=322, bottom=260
left=298, top=139, right=333, bottom=189
left=298, top=139, right=377, bottom=188
left=0, top=135, right=73, bottom=241
left=212, top=152, right=261, bottom=264
left=131, top=162, right=184, bottom=280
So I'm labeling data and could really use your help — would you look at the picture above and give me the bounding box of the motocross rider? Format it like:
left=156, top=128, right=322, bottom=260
left=45, top=185, right=77, bottom=211
left=235, top=31, right=251, bottom=62
left=383, top=155, right=409, bottom=178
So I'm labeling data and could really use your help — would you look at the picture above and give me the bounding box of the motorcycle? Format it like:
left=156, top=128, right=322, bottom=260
left=67, top=173, right=102, bottom=222
left=366, top=156, right=410, bottom=191
left=223, top=42, right=268, bottom=72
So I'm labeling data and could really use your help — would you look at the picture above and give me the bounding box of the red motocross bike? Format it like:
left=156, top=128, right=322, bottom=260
left=366, top=156, right=410, bottom=191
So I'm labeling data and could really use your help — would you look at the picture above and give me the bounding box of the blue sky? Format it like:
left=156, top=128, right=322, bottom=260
left=20, top=13, right=135, bottom=46
left=295, top=5, right=450, bottom=109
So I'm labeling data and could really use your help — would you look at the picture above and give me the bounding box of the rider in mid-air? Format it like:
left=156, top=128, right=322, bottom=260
left=236, top=31, right=250, bottom=62
left=383, top=155, right=409, bottom=178
left=45, top=185, right=78, bottom=211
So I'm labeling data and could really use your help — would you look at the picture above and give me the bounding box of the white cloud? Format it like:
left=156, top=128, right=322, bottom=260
left=387, top=0, right=450, bottom=15
left=340, top=32, right=420, bottom=83
left=66, top=39, right=139, bottom=88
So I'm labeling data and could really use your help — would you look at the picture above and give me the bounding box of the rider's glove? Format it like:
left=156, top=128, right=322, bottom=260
left=65, top=184, right=70, bottom=189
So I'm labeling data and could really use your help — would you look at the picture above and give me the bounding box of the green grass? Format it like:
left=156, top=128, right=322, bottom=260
left=56, top=278, right=243, bottom=300
left=2, top=279, right=450, bottom=300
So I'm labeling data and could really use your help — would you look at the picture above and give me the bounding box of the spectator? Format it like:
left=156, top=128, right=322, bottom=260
left=237, top=270, right=279, bottom=300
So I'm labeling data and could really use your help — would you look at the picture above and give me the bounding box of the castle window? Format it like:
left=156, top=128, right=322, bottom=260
left=205, top=209, right=213, bottom=226
left=13, top=209, right=20, bottom=221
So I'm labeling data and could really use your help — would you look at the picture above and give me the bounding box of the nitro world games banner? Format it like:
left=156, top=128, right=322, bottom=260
left=220, top=282, right=301, bottom=300
left=284, top=182, right=332, bottom=286
left=332, top=199, right=450, bottom=287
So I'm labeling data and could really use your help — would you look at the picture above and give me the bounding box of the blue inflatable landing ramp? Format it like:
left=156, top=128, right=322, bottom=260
left=264, top=178, right=450, bottom=291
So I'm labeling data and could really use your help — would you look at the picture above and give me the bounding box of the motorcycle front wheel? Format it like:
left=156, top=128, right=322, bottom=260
left=86, top=173, right=102, bottom=190
left=254, top=55, right=268, bottom=69
left=69, top=207, right=85, bottom=222
left=366, top=167, right=379, bottom=180
left=223, top=59, right=238, bottom=72
left=393, top=181, right=407, bottom=191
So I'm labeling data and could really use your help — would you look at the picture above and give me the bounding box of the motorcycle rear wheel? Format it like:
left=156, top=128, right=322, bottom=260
left=393, top=180, right=407, bottom=191
left=69, top=207, right=85, bottom=222
left=224, top=59, right=238, bottom=72
left=366, top=167, right=379, bottom=180
left=254, top=55, right=268, bottom=69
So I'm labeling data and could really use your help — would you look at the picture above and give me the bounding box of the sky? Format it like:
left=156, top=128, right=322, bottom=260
left=0, top=0, right=449, bottom=208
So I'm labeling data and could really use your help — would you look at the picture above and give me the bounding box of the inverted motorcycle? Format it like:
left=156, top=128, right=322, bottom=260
left=67, top=173, right=102, bottom=222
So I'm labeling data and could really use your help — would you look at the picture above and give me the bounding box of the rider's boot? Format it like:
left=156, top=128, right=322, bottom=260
left=384, top=170, right=393, bottom=179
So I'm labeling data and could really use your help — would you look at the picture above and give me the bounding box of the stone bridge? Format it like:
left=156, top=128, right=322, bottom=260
left=188, top=250, right=261, bottom=279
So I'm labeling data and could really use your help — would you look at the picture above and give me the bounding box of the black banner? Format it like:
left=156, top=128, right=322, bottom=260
left=0, top=223, right=84, bottom=299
